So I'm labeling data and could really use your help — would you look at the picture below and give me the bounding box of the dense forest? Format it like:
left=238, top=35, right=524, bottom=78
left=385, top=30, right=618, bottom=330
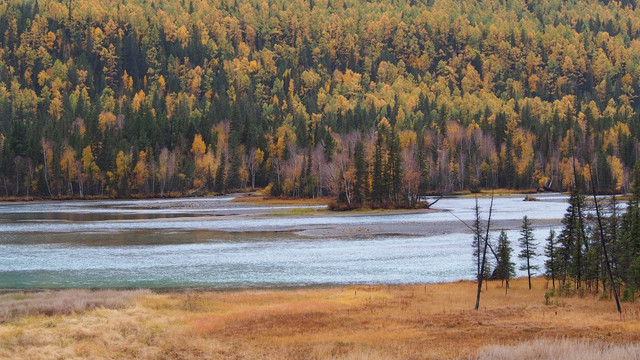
left=2, top=0, right=640, bottom=205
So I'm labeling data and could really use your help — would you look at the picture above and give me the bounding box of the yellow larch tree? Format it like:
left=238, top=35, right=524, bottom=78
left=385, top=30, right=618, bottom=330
left=60, top=146, right=77, bottom=195
left=133, top=151, right=150, bottom=194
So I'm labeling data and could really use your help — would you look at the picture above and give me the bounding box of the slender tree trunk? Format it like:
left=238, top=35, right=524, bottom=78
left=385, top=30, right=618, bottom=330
left=475, top=190, right=494, bottom=311
left=251, top=169, right=255, bottom=190
left=42, top=149, right=53, bottom=197
left=591, top=173, right=621, bottom=314
left=527, top=242, right=532, bottom=290
left=66, top=159, right=73, bottom=196
left=15, top=165, right=19, bottom=196
left=344, top=178, right=351, bottom=207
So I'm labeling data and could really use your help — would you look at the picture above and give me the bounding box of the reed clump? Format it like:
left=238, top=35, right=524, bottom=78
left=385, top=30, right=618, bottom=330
left=0, top=289, right=149, bottom=323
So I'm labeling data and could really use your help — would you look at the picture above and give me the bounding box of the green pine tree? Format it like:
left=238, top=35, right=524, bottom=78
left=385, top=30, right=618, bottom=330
left=620, top=162, right=640, bottom=297
left=353, top=140, right=368, bottom=206
left=518, top=216, right=539, bottom=290
left=544, top=229, right=558, bottom=289
left=495, top=230, right=515, bottom=294
left=214, top=153, right=226, bottom=194
left=371, top=130, right=385, bottom=206
left=557, top=189, right=587, bottom=289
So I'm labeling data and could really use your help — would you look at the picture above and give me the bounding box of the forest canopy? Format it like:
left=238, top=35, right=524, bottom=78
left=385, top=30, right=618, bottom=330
left=1, top=0, right=640, bottom=204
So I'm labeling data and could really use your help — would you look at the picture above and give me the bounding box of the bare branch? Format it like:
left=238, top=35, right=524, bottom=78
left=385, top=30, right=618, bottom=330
left=447, top=209, right=498, bottom=261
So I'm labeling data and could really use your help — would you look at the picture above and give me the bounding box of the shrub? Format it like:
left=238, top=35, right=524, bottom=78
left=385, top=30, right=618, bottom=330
left=0, top=289, right=149, bottom=323
left=622, top=286, right=636, bottom=302
left=558, top=281, right=575, bottom=297
left=544, top=289, right=554, bottom=305
left=328, top=201, right=357, bottom=211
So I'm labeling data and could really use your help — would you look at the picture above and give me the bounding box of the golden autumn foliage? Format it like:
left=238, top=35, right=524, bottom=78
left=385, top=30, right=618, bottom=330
left=190, top=134, right=217, bottom=189
left=131, top=90, right=146, bottom=112
left=98, top=111, right=117, bottom=132
left=190, top=134, right=206, bottom=158
left=133, top=150, right=150, bottom=192
left=81, top=146, right=100, bottom=178
left=1, top=0, right=640, bottom=198
left=59, top=146, right=77, bottom=182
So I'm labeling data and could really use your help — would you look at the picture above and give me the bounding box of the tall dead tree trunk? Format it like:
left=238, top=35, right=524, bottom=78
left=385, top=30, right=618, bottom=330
left=590, top=169, right=621, bottom=314
left=475, top=190, right=494, bottom=311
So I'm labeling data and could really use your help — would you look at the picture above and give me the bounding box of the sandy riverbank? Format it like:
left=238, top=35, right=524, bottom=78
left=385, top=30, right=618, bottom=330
left=109, top=192, right=564, bottom=237
left=291, top=217, right=562, bottom=237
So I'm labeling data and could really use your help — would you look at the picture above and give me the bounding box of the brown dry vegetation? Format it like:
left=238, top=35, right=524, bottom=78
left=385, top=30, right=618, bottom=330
left=477, top=338, right=640, bottom=360
left=0, top=278, right=639, bottom=359
left=232, top=193, right=333, bottom=206
left=0, top=289, right=149, bottom=323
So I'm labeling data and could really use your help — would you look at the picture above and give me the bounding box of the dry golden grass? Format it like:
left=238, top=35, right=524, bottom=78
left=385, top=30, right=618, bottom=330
left=458, top=188, right=538, bottom=197
left=477, top=338, right=640, bottom=360
left=1, top=278, right=639, bottom=359
left=232, top=193, right=333, bottom=206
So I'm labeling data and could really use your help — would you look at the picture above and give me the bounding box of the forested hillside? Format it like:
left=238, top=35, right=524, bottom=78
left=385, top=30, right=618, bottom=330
left=2, top=0, right=640, bottom=204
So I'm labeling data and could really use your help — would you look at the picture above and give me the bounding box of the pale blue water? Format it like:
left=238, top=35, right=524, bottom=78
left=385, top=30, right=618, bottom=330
left=0, top=194, right=573, bottom=288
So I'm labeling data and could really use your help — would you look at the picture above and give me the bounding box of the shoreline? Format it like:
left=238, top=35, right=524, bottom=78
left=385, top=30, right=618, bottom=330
left=0, top=188, right=570, bottom=206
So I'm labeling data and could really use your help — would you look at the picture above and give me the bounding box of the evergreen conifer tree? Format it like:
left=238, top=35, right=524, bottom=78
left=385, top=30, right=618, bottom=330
left=353, top=140, right=368, bottom=206
left=495, top=230, right=515, bottom=294
left=620, top=162, right=640, bottom=297
left=544, top=229, right=558, bottom=289
left=214, top=153, right=226, bottom=194
left=371, top=131, right=385, bottom=206
left=518, top=216, right=538, bottom=289
left=557, top=189, right=586, bottom=288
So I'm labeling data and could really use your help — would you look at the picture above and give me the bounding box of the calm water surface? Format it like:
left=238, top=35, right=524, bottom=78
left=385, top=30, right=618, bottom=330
left=0, top=194, right=574, bottom=288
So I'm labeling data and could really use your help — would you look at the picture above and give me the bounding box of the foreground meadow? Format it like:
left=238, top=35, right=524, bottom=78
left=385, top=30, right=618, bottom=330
left=0, top=277, right=639, bottom=359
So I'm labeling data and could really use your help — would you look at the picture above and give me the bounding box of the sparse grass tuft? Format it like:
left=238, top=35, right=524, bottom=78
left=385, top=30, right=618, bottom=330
left=0, top=289, right=149, bottom=323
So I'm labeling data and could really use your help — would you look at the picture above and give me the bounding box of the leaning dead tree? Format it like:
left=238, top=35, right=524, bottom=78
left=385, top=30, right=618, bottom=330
left=446, top=191, right=496, bottom=310
left=475, top=191, right=494, bottom=310
left=590, top=169, right=622, bottom=314
left=424, top=194, right=444, bottom=209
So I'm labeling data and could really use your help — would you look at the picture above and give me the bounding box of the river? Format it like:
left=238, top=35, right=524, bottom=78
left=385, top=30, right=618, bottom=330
left=0, top=194, right=579, bottom=288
